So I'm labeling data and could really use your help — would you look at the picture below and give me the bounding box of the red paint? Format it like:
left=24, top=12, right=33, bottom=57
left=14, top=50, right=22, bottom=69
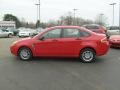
left=109, top=35, right=120, bottom=48
left=83, top=24, right=106, bottom=34
left=10, top=26, right=109, bottom=58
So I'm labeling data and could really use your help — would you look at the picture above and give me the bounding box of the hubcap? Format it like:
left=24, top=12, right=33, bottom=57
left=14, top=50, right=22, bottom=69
left=20, top=49, right=30, bottom=60
left=9, top=34, right=12, bottom=37
left=82, top=51, right=93, bottom=62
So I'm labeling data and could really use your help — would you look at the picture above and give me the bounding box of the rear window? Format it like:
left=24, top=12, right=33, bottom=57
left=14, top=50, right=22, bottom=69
left=84, top=26, right=99, bottom=30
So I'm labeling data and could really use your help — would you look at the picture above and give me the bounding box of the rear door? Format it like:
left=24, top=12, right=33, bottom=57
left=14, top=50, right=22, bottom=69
left=59, top=28, right=82, bottom=56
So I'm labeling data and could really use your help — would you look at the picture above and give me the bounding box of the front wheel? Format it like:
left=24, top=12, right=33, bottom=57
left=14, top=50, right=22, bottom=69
left=8, top=34, right=12, bottom=38
left=80, top=48, right=96, bottom=63
left=18, top=47, right=32, bottom=61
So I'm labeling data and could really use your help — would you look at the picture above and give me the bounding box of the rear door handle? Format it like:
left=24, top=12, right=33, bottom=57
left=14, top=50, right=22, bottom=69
left=76, top=38, right=82, bottom=40
left=52, top=39, right=58, bottom=42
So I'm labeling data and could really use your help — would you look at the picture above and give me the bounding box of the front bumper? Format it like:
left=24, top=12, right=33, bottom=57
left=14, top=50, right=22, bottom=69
left=109, top=40, right=120, bottom=48
left=110, top=43, right=120, bottom=47
left=10, top=45, right=18, bottom=56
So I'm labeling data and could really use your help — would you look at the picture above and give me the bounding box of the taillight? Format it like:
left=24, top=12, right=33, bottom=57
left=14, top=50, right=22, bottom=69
left=101, top=37, right=108, bottom=44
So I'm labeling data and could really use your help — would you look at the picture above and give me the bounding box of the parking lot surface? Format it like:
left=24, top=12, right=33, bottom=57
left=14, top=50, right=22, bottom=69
left=0, top=37, right=120, bottom=90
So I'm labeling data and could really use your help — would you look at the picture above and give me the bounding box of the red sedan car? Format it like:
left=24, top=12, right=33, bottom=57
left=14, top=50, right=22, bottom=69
left=109, top=35, right=120, bottom=48
left=10, top=26, right=109, bottom=63
left=83, top=24, right=106, bottom=34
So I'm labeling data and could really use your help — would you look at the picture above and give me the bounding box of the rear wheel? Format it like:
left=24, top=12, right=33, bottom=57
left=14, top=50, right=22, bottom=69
left=80, top=48, right=96, bottom=63
left=18, top=47, right=32, bottom=61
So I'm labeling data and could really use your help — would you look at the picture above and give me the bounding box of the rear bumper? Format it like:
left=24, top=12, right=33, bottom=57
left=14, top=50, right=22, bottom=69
left=96, top=43, right=110, bottom=56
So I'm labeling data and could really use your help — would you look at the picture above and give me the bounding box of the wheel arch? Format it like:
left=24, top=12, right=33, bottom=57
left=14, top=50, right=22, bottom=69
left=80, top=47, right=96, bottom=55
left=17, top=46, right=33, bottom=56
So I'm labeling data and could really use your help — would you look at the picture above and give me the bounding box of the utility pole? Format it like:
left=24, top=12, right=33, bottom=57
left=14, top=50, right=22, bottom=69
left=119, top=0, right=120, bottom=34
left=100, top=13, right=104, bottom=25
left=35, top=4, right=39, bottom=21
left=73, top=9, right=78, bottom=25
left=35, top=0, right=40, bottom=27
left=110, top=3, right=116, bottom=25
left=38, top=0, right=40, bottom=24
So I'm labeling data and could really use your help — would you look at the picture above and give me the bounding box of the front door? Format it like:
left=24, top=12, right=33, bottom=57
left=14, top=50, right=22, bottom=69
left=34, top=29, right=63, bottom=56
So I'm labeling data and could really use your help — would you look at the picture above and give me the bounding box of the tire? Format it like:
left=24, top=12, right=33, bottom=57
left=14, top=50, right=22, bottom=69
left=18, top=47, right=32, bottom=61
left=80, top=48, right=96, bottom=63
left=8, top=34, right=12, bottom=38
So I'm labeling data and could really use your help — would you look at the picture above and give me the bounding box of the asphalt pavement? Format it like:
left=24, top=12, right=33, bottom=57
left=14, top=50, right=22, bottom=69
left=0, top=37, right=120, bottom=90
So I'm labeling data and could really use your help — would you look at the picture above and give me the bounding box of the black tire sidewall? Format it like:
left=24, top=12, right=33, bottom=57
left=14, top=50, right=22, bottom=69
left=8, top=34, right=12, bottom=38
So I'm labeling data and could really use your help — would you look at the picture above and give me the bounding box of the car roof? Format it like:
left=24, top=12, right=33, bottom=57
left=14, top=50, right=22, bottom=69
left=47, top=26, right=81, bottom=29
left=45, top=26, right=96, bottom=33
left=34, top=26, right=97, bottom=39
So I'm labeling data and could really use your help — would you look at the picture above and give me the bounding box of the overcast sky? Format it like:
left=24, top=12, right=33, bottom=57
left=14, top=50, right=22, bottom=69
left=0, top=0, right=119, bottom=25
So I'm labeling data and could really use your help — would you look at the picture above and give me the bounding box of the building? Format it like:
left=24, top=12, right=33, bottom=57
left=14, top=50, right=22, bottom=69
left=0, top=21, right=16, bottom=29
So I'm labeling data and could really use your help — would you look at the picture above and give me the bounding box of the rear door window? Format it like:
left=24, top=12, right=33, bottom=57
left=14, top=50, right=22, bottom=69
left=62, top=29, right=80, bottom=38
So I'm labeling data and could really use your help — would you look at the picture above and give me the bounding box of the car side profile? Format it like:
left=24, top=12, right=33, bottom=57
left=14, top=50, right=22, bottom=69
left=10, top=26, right=109, bottom=63
left=0, top=29, right=12, bottom=38
left=107, top=26, right=120, bottom=35
left=83, top=24, right=106, bottom=34
left=18, top=29, right=36, bottom=37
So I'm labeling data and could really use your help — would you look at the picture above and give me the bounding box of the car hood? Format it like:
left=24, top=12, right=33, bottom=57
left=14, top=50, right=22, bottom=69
left=17, top=37, right=32, bottom=43
left=110, top=35, right=120, bottom=40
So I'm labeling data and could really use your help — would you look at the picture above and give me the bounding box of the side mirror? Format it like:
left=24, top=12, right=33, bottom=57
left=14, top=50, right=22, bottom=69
left=39, top=36, right=45, bottom=41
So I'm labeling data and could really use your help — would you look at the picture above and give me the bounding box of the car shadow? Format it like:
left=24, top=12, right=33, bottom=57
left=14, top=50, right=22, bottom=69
left=15, top=57, right=105, bottom=64
left=110, top=47, right=120, bottom=50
